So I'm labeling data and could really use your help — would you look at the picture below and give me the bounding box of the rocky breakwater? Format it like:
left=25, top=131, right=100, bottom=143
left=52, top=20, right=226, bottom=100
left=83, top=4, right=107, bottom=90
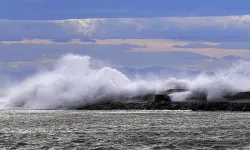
left=77, top=89, right=250, bottom=111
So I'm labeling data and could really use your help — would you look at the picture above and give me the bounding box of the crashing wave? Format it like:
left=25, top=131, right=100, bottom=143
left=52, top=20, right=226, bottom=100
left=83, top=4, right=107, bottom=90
left=1, top=54, right=250, bottom=109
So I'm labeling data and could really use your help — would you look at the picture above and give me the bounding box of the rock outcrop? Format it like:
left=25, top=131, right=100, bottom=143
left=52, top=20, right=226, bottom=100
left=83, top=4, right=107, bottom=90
left=77, top=89, right=250, bottom=111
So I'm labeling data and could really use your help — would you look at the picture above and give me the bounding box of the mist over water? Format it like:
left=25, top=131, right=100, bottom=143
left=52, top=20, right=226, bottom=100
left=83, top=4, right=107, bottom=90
left=0, top=54, right=250, bottom=109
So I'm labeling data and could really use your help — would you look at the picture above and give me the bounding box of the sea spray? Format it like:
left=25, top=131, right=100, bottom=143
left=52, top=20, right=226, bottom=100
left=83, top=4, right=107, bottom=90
left=170, top=61, right=250, bottom=101
left=1, top=54, right=250, bottom=109
left=0, top=54, right=172, bottom=109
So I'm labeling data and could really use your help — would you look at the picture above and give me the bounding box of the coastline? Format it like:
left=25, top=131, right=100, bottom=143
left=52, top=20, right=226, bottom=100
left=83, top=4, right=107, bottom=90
left=77, top=101, right=250, bottom=111
left=77, top=90, right=250, bottom=111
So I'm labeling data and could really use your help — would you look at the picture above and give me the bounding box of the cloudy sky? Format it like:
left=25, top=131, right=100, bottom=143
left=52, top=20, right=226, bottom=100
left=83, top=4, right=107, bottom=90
left=1, top=0, right=250, bottom=76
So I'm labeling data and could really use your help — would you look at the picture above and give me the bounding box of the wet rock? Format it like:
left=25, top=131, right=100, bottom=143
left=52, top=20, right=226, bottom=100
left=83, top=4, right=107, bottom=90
left=224, top=92, right=250, bottom=100
left=186, top=91, right=207, bottom=101
left=155, top=94, right=171, bottom=102
left=76, top=89, right=250, bottom=111
left=160, top=88, right=188, bottom=95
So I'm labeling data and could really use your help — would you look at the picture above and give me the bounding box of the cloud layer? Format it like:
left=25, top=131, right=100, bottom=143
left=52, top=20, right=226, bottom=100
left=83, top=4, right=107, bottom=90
left=1, top=15, right=250, bottom=42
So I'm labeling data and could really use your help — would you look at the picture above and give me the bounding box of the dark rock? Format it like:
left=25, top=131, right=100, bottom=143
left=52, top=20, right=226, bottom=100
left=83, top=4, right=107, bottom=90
left=165, top=88, right=188, bottom=93
left=186, top=91, right=207, bottom=101
left=160, top=88, right=188, bottom=95
left=76, top=89, right=250, bottom=111
left=224, top=92, right=250, bottom=100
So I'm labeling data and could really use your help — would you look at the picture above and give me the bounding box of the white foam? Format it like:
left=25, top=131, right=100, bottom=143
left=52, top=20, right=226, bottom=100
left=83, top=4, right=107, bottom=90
left=1, top=54, right=250, bottom=109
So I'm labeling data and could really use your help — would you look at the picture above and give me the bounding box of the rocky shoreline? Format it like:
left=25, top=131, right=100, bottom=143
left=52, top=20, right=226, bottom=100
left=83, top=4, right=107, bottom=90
left=77, top=100, right=250, bottom=111
left=77, top=89, right=250, bottom=111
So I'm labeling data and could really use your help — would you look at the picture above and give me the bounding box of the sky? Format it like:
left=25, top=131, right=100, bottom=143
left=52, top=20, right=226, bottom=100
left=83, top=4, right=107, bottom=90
left=1, top=0, right=250, bottom=76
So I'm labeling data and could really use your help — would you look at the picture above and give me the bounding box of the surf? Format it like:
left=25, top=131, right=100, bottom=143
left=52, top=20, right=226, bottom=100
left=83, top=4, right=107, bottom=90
left=0, top=54, right=250, bottom=109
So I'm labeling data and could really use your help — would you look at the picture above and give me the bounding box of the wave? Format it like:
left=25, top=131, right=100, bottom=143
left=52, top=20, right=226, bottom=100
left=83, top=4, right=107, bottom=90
left=0, top=54, right=250, bottom=109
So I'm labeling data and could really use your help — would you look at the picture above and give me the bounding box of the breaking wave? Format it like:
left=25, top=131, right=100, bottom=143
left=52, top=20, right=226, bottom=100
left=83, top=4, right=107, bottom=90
left=0, top=54, right=250, bottom=109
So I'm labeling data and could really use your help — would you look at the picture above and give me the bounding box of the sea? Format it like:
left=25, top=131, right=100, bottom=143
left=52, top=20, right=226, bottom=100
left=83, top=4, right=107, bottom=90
left=0, top=110, right=250, bottom=150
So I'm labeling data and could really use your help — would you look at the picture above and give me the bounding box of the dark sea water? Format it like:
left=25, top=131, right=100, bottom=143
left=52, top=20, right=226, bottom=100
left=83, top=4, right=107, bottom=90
left=1, top=110, right=250, bottom=150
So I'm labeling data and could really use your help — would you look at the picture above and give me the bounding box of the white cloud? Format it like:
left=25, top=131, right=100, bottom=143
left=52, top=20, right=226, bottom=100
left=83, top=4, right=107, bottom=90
left=1, top=15, right=250, bottom=41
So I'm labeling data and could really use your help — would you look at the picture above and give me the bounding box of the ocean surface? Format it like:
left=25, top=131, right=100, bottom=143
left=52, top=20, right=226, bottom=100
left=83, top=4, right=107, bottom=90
left=0, top=110, right=250, bottom=149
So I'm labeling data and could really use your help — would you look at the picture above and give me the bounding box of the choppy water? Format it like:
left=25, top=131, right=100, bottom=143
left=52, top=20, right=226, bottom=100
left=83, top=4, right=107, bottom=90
left=1, top=110, right=250, bottom=149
